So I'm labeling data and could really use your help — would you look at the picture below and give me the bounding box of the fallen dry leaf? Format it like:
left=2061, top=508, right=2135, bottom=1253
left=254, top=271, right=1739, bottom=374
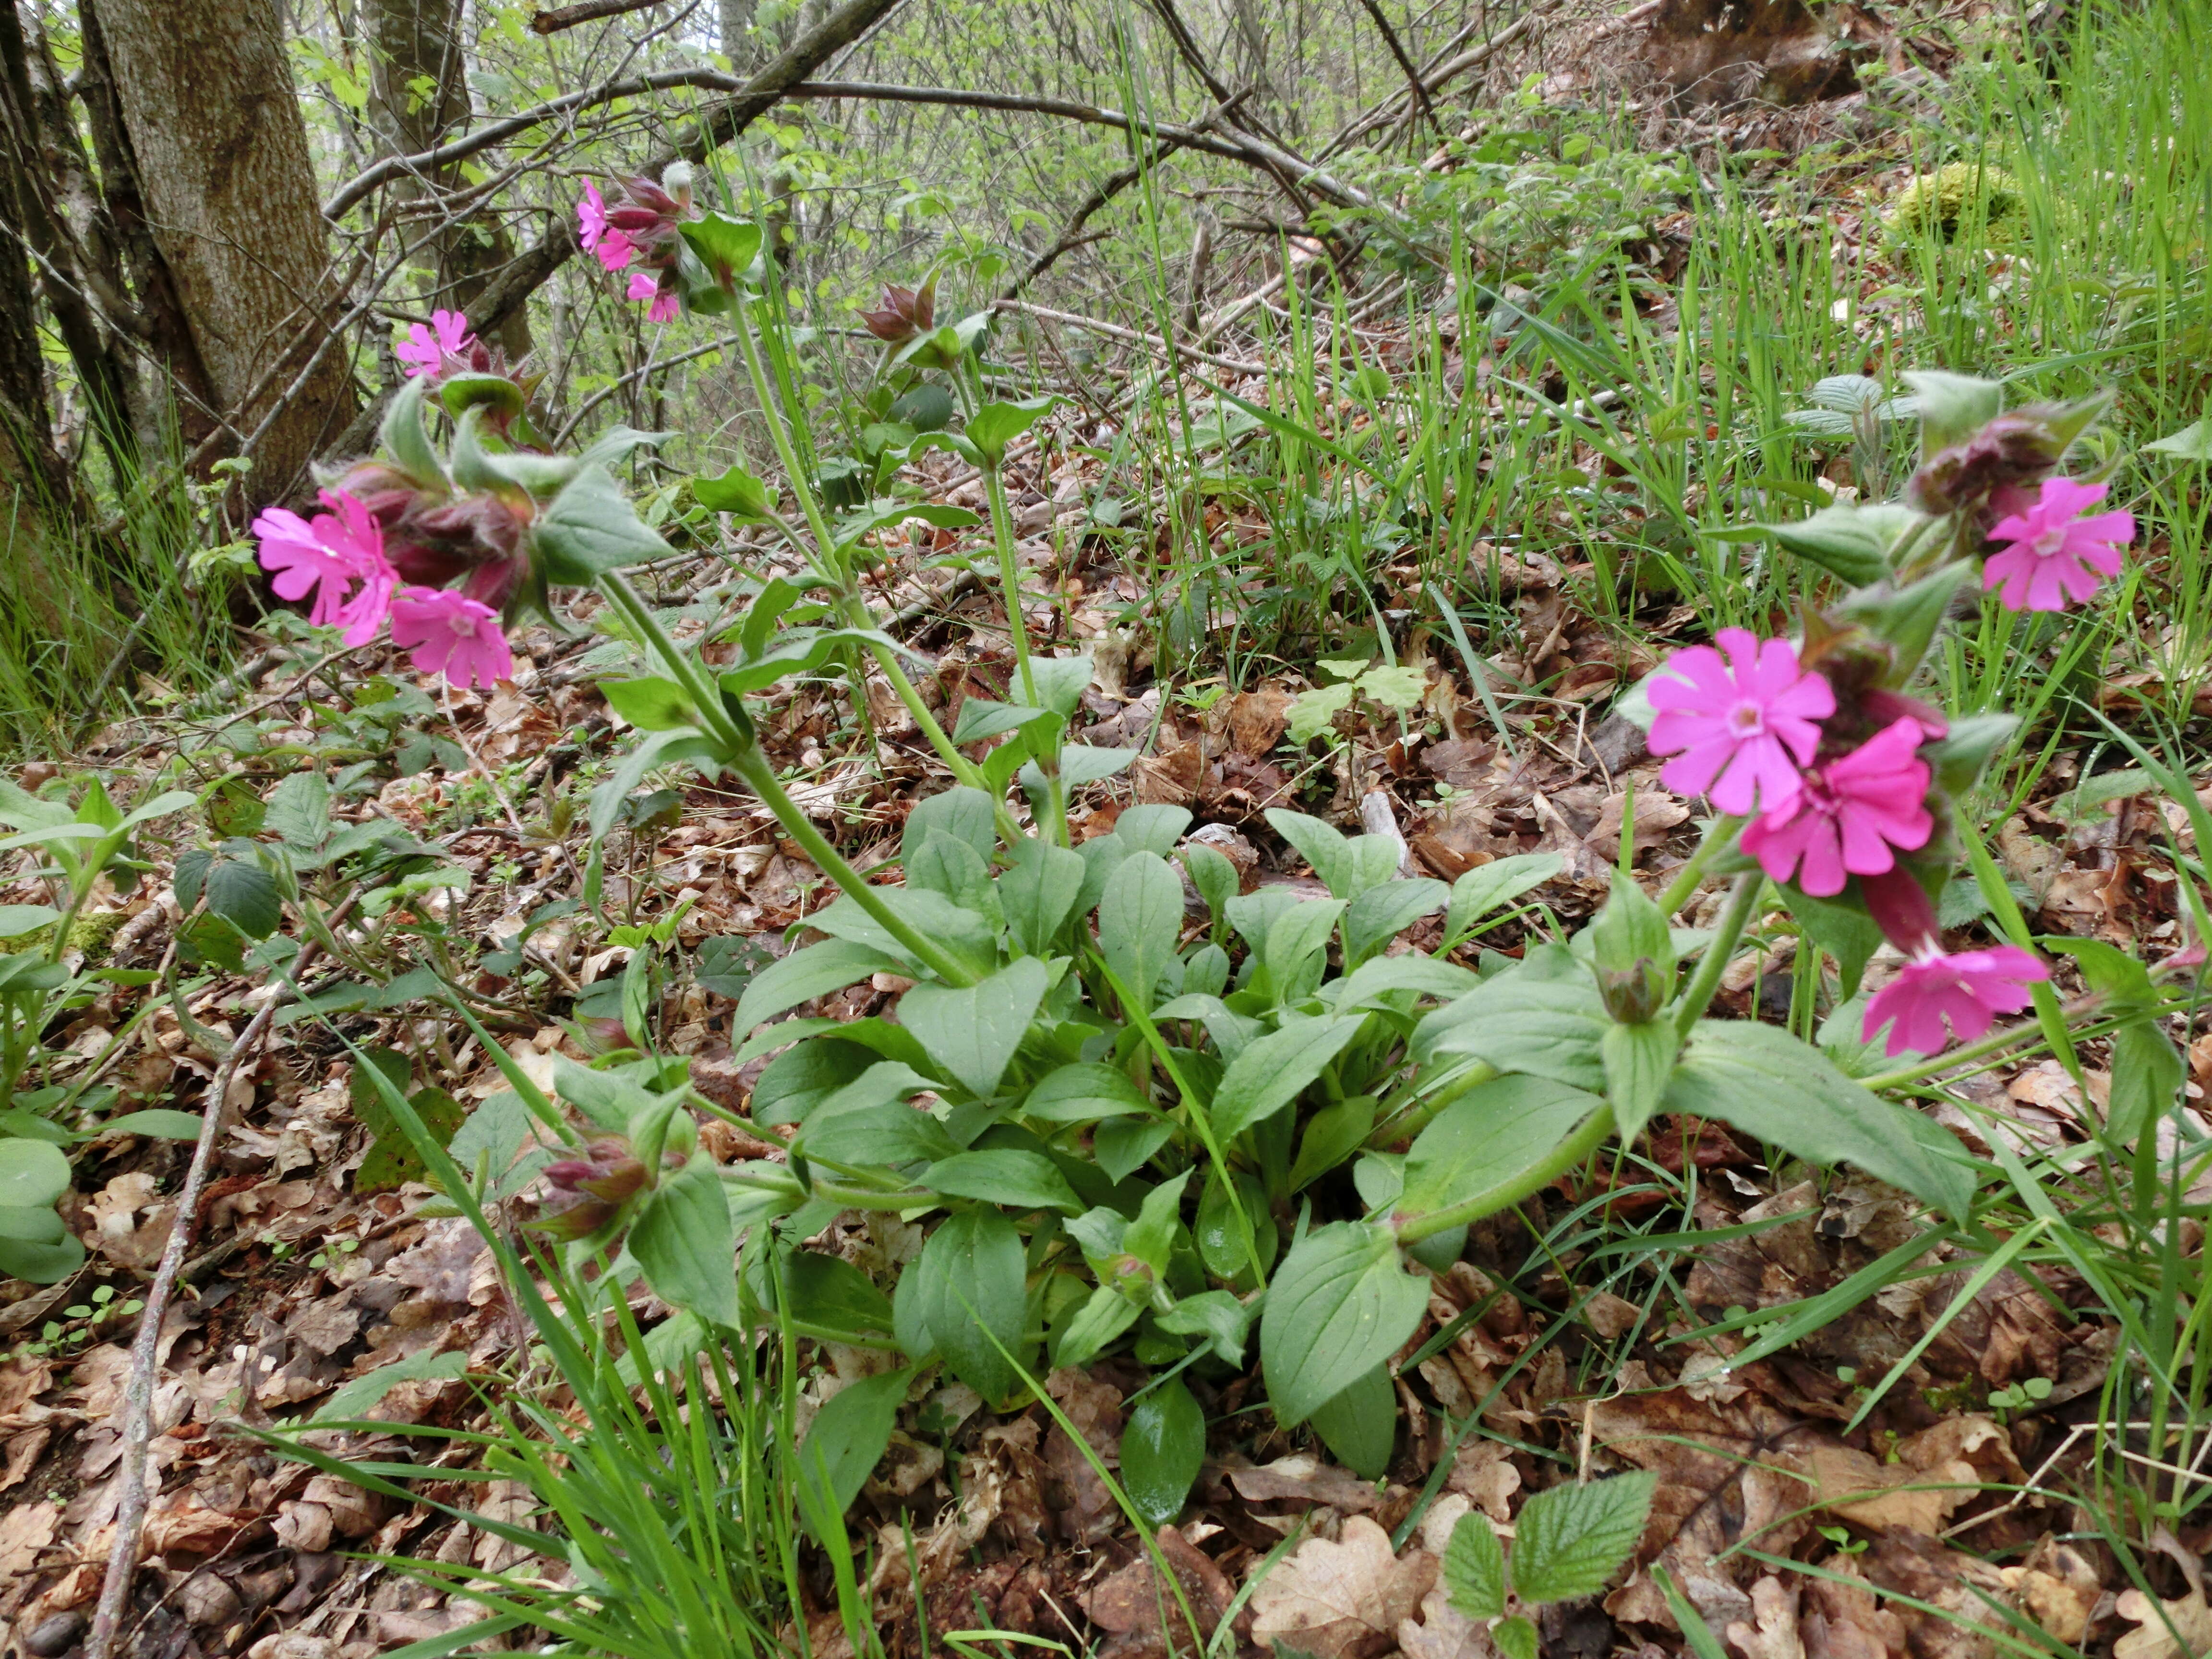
left=1398, top=1584, right=1497, bottom=1659
left=1229, top=1452, right=1382, bottom=1512
left=2115, top=1587, right=2212, bottom=1659
left=1248, top=1516, right=1438, bottom=1659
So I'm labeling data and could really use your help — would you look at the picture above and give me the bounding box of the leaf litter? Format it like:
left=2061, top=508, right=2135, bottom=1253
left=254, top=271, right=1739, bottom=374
left=1, top=59, right=2210, bottom=1659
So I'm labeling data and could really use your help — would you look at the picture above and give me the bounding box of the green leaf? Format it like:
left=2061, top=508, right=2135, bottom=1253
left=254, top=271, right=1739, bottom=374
left=1095, top=1118, right=1175, bottom=1184
left=0, top=906, right=57, bottom=939
left=1195, top=1169, right=1274, bottom=1284
left=1718, top=502, right=1917, bottom=586
left=264, top=770, right=331, bottom=852
left=0, top=1140, right=70, bottom=1210
left=783, top=1250, right=895, bottom=1339
left=1262, top=899, right=1347, bottom=1004
left=1260, top=1220, right=1430, bottom=1425
left=1156, top=1289, right=1250, bottom=1365
left=0, top=1204, right=64, bottom=1243
left=1122, top=1378, right=1205, bottom=1528
left=734, top=938, right=903, bottom=1034
left=2148, top=418, right=2212, bottom=461
left=1308, top=1364, right=1394, bottom=1479
left=0, top=1232, right=84, bottom=1284
left=601, top=677, right=697, bottom=731
left=1098, top=853, right=1185, bottom=1016
left=100, top=1109, right=204, bottom=1141
left=795, top=1366, right=910, bottom=1539
left=1443, top=1511, right=1507, bottom=1619
left=922, top=1150, right=1082, bottom=1214
left=1397, top=1074, right=1602, bottom=1217
left=1903, top=369, right=2003, bottom=453
left=1663, top=1022, right=1977, bottom=1218
left=1444, top=853, right=1562, bottom=939
left=1343, top=878, right=1448, bottom=965
left=964, top=396, right=1056, bottom=463
left=438, top=372, right=525, bottom=423
left=354, top=1075, right=466, bottom=1195
left=1417, top=971, right=1610, bottom=1092
left=998, top=840, right=1084, bottom=958
left=379, top=375, right=445, bottom=488
left=694, top=464, right=776, bottom=518
left=1022, top=1062, right=1151, bottom=1124
left=1782, top=887, right=1885, bottom=1001
left=1211, top=1017, right=1363, bottom=1142
left=587, top=728, right=722, bottom=840
left=535, top=464, right=672, bottom=585
left=205, top=859, right=282, bottom=940
left=897, top=958, right=1048, bottom=1099
left=1600, top=1021, right=1677, bottom=1142
left=1056, top=1283, right=1143, bottom=1369
left=1507, top=1472, right=1657, bottom=1604
left=1021, top=743, right=1138, bottom=798
left=2047, top=938, right=2182, bottom=1142
left=1496, top=1615, right=1539, bottom=1659
left=1289, top=1094, right=1377, bottom=1193
left=950, top=697, right=1047, bottom=744
left=1837, top=561, right=1974, bottom=678
left=1265, top=809, right=1351, bottom=897
left=312, top=1348, right=469, bottom=1425
left=677, top=212, right=763, bottom=284
left=895, top=1210, right=1028, bottom=1401
left=631, top=1154, right=741, bottom=1328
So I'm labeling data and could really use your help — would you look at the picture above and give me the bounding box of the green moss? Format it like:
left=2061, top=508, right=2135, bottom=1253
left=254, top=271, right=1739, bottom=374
left=1885, top=162, right=2026, bottom=247
left=64, top=908, right=126, bottom=961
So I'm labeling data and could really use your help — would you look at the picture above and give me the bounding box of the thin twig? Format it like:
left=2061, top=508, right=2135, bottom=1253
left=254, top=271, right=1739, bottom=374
left=84, top=961, right=312, bottom=1659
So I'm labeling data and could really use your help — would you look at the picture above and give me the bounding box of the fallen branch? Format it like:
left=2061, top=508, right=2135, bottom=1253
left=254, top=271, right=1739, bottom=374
left=84, top=943, right=327, bottom=1659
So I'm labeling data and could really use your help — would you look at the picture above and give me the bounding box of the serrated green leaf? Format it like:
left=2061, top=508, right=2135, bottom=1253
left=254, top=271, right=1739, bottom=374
left=1443, top=1510, right=1507, bottom=1619
left=1507, top=1472, right=1656, bottom=1604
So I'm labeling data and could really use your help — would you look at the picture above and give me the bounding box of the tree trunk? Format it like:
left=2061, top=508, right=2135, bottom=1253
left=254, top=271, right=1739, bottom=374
left=0, top=114, right=66, bottom=620
left=0, top=2, right=140, bottom=480
left=363, top=0, right=530, bottom=357
left=87, top=0, right=356, bottom=499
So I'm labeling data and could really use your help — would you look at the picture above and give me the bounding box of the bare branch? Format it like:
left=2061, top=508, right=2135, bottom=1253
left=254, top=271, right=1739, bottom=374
left=530, top=0, right=668, bottom=32
left=1353, top=0, right=1445, bottom=139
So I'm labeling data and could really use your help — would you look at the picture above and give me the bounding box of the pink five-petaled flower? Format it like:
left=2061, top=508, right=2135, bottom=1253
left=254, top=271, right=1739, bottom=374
left=1739, top=717, right=1934, bottom=897
left=388, top=586, right=513, bottom=690
left=1862, top=946, right=2050, bottom=1058
left=252, top=490, right=397, bottom=638
left=578, top=182, right=635, bottom=271
left=397, top=309, right=474, bottom=379
left=627, top=270, right=679, bottom=322
left=1647, top=628, right=1835, bottom=816
left=1983, top=476, right=2134, bottom=613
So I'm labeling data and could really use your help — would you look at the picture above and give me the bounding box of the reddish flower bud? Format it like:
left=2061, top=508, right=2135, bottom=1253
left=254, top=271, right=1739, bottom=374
left=1908, top=414, right=2063, bottom=518
left=861, top=278, right=936, bottom=343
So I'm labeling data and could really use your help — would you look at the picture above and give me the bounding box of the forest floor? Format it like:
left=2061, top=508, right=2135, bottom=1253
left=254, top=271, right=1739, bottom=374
left=0, top=8, right=2208, bottom=1659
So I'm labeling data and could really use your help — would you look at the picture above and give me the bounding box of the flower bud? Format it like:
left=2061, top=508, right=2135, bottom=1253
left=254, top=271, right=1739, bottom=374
left=861, top=277, right=936, bottom=343
left=1907, top=413, right=2063, bottom=517
left=1595, top=961, right=1669, bottom=1025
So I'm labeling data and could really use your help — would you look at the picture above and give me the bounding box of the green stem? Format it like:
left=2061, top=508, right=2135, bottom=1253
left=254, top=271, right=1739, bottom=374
left=727, top=745, right=978, bottom=986
left=1672, top=870, right=1763, bottom=1040
left=1860, top=989, right=2116, bottom=1091
left=1368, top=1060, right=1498, bottom=1149
left=1658, top=816, right=1744, bottom=916
left=1394, top=1103, right=1618, bottom=1245
left=983, top=468, right=1041, bottom=709
left=600, top=572, right=748, bottom=752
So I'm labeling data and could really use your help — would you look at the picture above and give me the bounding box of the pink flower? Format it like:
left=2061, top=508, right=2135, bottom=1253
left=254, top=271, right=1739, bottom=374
left=577, top=182, right=610, bottom=250
left=1740, top=718, right=1934, bottom=896
left=1862, top=946, right=2049, bottom=1057
left=1647, top=629, right=1835, bottom=816
left=397, top=309, right=474, bottom=379
left=1983, top=477, right=2133, bottom=613
left=626, top=270, right=658, bottom=302
left=646, top=286, right=677, bottom=324
left=388, top=586, right=513, bottom=689
left=252, top=491, right=396, bottom=632
left=592, top=228, right=637, bottom=273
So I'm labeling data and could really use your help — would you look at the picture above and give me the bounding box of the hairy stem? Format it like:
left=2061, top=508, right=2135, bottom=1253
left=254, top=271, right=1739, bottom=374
left=1658, top=816, right=1744, bottom=916
left=1672, top=870, right=1764, bottom=1039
